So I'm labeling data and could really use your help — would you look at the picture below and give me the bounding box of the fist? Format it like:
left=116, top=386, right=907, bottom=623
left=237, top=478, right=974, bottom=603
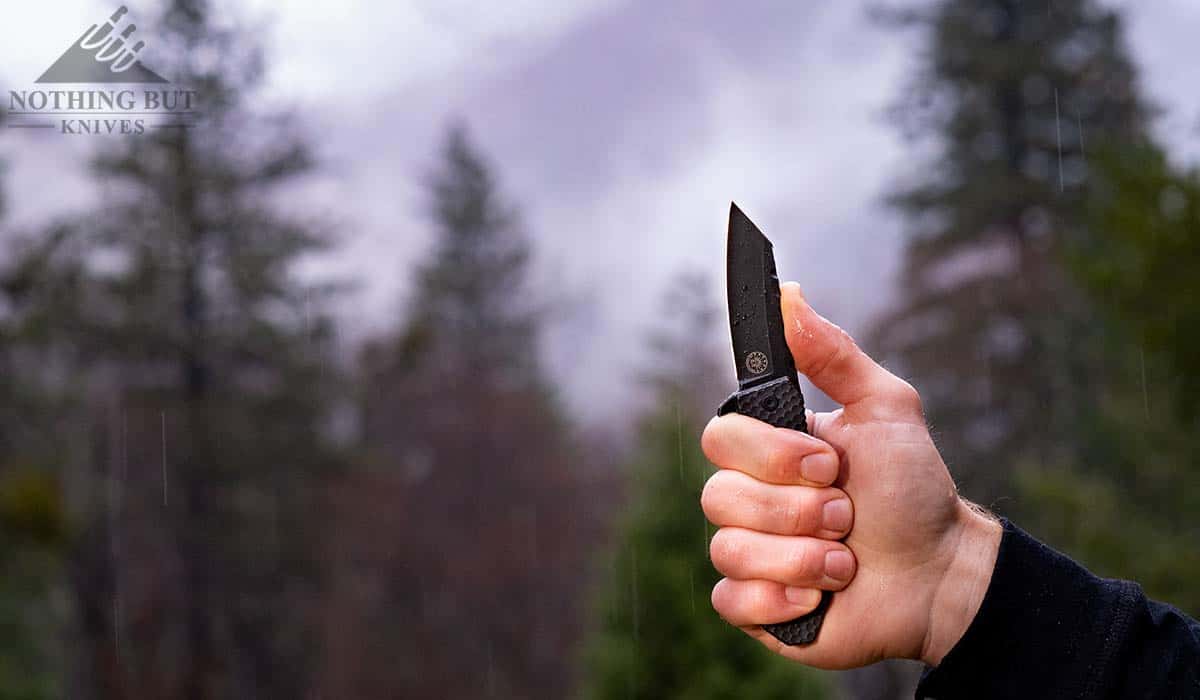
left=701, top=417, right=856, bottom=617
left=701, top=283, right=1002, bottom=669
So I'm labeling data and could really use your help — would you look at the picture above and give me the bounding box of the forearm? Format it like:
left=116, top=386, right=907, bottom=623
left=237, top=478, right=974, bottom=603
left=917, top=519, right=1200, bottom=699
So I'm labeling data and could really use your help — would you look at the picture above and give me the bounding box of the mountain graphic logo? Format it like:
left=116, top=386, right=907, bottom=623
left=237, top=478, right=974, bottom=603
left=37, top=6, right=167, bottom=83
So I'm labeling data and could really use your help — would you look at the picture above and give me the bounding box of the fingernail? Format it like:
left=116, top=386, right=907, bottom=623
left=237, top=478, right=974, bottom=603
left=822, top=498, right=852, bottom=532
left=800, top=454, right=837, bottom=484
left=785, top=586, right=819, bottom=607
left=825, top=550, right=854, bottom=582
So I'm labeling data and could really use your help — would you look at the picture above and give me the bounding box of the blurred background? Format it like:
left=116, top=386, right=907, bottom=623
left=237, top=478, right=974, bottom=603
left=1, top=0, right=1197, bottom=698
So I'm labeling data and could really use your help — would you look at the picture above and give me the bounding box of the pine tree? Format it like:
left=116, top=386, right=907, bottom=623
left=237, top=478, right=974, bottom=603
left=871, top=0, right=1152, bottom=501
left=0, top=2, right=344, bottom=697
left=0, top=101, right=69, bottom=700
left=342, top=124, right=606, bottom=698
left=873, top=0, right=1198, bottom=634
left=401, top=124, right=542, bottom=386
left=1017, top=142, right=1200, bottom=615
left=581, top=273, right=830, bottom=700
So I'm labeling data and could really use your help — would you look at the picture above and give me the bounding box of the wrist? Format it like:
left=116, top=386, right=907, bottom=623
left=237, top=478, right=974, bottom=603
left=920, top=500, right=1002, bottom=666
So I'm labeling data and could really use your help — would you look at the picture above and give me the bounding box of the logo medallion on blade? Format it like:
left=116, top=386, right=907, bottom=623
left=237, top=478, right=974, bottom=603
left=745, top=351, right=769, bottom=375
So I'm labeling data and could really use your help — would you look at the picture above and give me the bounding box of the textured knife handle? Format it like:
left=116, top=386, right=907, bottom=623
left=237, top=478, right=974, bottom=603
left=717, top=375, right=830, bottom=646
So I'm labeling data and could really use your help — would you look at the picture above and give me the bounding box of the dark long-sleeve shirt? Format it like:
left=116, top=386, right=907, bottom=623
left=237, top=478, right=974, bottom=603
left=915, top=520, right=1200, bottom=699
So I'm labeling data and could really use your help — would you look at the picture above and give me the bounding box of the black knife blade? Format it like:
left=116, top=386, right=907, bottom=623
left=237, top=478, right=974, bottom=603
left=725, top=202, right=796, bottom=390
left=717, top=203, right=831, bottom=646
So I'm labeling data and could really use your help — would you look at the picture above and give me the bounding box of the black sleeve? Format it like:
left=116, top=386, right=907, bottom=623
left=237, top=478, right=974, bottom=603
left=915, top=519, right=1200, bottom=700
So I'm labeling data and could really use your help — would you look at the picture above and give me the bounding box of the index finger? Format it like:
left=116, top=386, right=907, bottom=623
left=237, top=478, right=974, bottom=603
left=781, top=282, right=919, bottom=419
left=701, top=413, right=841, bottom=486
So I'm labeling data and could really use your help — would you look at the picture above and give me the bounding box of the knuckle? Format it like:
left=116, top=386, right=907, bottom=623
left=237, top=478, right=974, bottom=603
left=803, top=331, right=846, bottom=380
left=788, top=490, right=818, bottom=535
left=888, top=379, right=924, bottom=415
left=700, top=417, right=724, bottom=462
left=700, top=473, right=725, bottom=521
left=711, top=593, right=728, bottom=620
left=765, top=436, right=803, bottom=483
left=786, top=542, right=821, bottom=581
left=745, top=583, right=771, bottom=616
left=834, top=325, right=859, bottom=352
left=710, top=579, right=731, bottom=613
left=710, top=530, right=744, bottom=572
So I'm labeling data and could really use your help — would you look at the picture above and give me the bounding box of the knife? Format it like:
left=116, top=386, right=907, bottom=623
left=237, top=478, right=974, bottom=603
left=716, top=202, right=831, bottom=646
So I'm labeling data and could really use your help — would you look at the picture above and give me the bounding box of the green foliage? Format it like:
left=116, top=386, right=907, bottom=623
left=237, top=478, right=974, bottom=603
left=0, top=468, right=66, bottom=700
left=1016, top=142, right=1200, bottom=616
left=872, top=0, right=1152, bottom=502
left=0, top=469, right=65, bottom=547
left=877, top=0, right=1197, bottom=623
left=1073, top=143, right=1200, bottom=420
left=0, top=2, right=346, bottom=696
left=0, top=97, right=63, bottom=700
left=1017, top=464, right=1200, bottom=615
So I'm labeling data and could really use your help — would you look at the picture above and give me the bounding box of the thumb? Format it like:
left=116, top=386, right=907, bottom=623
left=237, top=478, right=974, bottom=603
left=781, top=283, right=919, bottom=419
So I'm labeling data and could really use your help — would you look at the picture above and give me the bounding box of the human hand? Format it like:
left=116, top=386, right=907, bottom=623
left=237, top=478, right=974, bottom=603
left=701, top=282, right=1002, bottom=669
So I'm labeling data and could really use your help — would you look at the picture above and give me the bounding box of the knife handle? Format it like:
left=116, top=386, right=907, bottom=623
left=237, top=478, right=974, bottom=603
left=717, top=375, right=831, bottom=646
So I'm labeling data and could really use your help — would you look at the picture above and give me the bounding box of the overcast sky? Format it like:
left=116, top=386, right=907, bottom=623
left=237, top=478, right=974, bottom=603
left=3, top=0, right=1198, bottom=420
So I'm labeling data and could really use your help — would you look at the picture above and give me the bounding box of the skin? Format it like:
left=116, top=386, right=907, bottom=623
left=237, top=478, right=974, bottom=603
left=701, top=282, right=1003, bottom=669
